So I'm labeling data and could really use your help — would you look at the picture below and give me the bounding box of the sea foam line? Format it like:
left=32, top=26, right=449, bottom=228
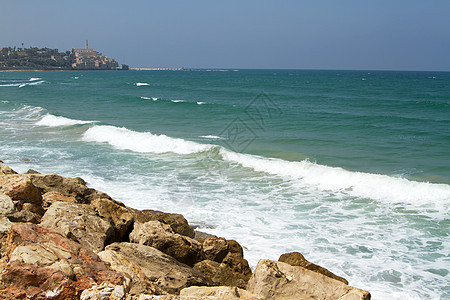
left=35, top=114, right=96, bottom=127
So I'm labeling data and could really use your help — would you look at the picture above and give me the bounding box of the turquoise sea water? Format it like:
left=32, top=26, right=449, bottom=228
left=1, top=70, right=449, bottom=299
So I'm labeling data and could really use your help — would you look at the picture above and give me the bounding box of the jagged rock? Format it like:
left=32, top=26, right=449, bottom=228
left=226, top=240, right=244, bottom=256
left=0, top=165, right=17, bottom=175
left=129, top=221, right=203, bottom=267
left=247, top=259, right=371, bottom=300
left=80, top=282, right=126, bottom=300
left=194, top=230, right=218, bottom=240
left=0, top=223, right=124, bottom=299
left=221, top=252, right=252, bottom=281
left=42, top=191, right=78, bottom=209
left=90, top=197, right=134, bottom=242
left=131, top=208, right=194, bottom=238
left=0, top=193, right=15, bottom=216
left=28, top=173, right=110, bottom=204
left=179, top=286, right=255, bottom=299
left=193, top=260, right=248, bottom=289
left=8, top=209, right=42, bottom=224
left=26, top=169, right=41, bottom=174
left=202, top=238, right=228, bottom=262
left=0, top=217, right=12, bottom=257
left=0, top=174, right=42, bottom=205
left=99, top=242, right=211, bottom=295
left=40, top=202, right=115, bottom=253
left=279, top=251, right=349, bottom=284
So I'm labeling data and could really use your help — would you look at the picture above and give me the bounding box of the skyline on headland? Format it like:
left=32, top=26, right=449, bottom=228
left=1, top=0, right=450, bottom=71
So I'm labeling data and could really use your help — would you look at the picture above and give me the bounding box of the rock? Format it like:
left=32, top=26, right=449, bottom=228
left=227, top=240, right=244, bottom=256
left=80, top=282, right=126, bottom=300
left=26, top=169, right=41, bottom=174
left=0, top=193, right=15, bottom=216
left=0, top=174, right=42, bottom=205
left=28, top=173, right=110, bottom=204
left=99, top=242, right=211, bottom=295
left=7, top=209, right=42, bottom=224
left=42, top=191, right=78, bottom=209
left=131, top=208, right=194, bottom=238
left=129, top=221, right=203, bottom=267
left=202, top=238, right=228, bottom=263
left=279, top=251, right=348, bottom=284
left=90, top=197, right=134, bottom=242
left=221, top=252, right=252, bottom=281
left=193, top=260, right=248, bottom=289
left=179, top=286, right=255, bottom=299
left=0, top=223, right=124, bottom=299
left=40, top=202, right=115, bottom=253
left=0, top=165, right=17, bottom=175
left=194, top=230, right=218, bottom=240
left=247, top=259, right=371, bottom=300
left=0, top=217, right=12, bottom=257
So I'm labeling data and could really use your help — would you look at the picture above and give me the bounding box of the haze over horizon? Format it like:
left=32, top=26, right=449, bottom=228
left=1, top=0, right=449, bottom=71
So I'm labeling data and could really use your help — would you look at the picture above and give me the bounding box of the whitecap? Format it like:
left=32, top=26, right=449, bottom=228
left=36, top=114, right=96, bottom=127
left=135, top=82, right=150, bottom=86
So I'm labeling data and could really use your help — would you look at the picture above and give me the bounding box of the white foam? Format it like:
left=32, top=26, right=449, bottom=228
left=36, top=114, right=95, bottom=127
left=135, top=82, right=150, bottom=86
left=219, top=149, right=450, bottom=206
left=18, top=80, right=45, bottom=88
left=82, top=125, right=213, bottom=155
left=171, top=100, right=186, bottom=103
left=200, top=135, right=223, bottom=139
left=29, top=77, right=42, bottom=81
left=196, top=101, right=206, bottom=105
left=140, top=96, right=158, bottom=101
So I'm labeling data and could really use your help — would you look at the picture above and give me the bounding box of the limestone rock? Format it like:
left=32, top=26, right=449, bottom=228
left=0, top=223, right=123, bottom=299
left=40, top=202, right=115, bottom=253
left=0, top=193, right=15, bottom=216
left=42, top=191, right=77, bottom=209
left=28, top=173, right=110, bottom=204
left=0, top=164, right=17, bottom=176
left=194, top=230, right=218, bottom=240
left=247, top=259, right=371, bottom=300
left=279, top=251, right=349, bottom=284
left=222, top=252, right=252, bottom=281
left=0, top=174, right=42, bottom=205
left=90, top=197, right=134, bottom=242
left=0, top=217, right=12, bottom=257
left=99, top=242, right=211, bottom=295
left=131, top=208, right=194, bottom=238
left=202, top=238, right=228, bottom=262
left=129, top=221, right=203, bottom=267
left=193, top=260, right=248, bottom=289
left=179, top=286, right=255, bottom=299
left=80, top=282, right=126, bottom=300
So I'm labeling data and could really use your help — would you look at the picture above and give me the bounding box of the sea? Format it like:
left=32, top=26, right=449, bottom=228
left=0, top=69, right=449, bottom=299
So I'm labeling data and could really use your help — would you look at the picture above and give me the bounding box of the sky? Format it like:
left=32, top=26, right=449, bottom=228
left=1, top=0, right=450, bottom=71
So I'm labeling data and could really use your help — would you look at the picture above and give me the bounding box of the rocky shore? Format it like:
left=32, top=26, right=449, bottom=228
left=0, top=162, right=371, bottom=299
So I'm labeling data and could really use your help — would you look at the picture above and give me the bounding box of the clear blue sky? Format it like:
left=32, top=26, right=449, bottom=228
left=1, top=0, right=449, bottom=70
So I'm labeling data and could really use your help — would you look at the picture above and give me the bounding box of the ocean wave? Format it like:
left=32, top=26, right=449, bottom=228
left=29, top=77, right=42, bottom=81
left=196, top=102, right=206, bottom=105
left=200, top=135, right=223, bottom=140
left=140, top=96, right=158, bottom=101
left=219, top=149, right=450, bottom=206
left=135, top=82, right=150, bottom=86
left=35, top=114, right=97, bottom=127
left=82, top=125, right=213, bottom=155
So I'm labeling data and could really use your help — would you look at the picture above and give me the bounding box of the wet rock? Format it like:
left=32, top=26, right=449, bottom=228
left=279, top=251, right=348, bottom=284
left=0, top=223, right=124, bottom=299
left=129, top=221, right=203, bottom=267
left=131, top=208, right=194, bottom=238
left=99, top=242, right=211, bottom=295
left=179, top=286, right=255, bottom=299
left=40, top=202, right=115, bottom=253
left=247, top=259, right=371, bottom=300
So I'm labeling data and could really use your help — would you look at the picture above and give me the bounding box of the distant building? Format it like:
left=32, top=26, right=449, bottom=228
left=72, top=40, right=118, bottom=70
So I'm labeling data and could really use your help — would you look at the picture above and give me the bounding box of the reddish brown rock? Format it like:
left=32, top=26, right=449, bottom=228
left=279, top=251, right=348, bottom=284
left=129, top=221, right=203, bottom=267
left=0, top=223, right=124, bottom=299
left=0, top=174, right=42, bottom=206
left=42, top=191, right=77, bottom=209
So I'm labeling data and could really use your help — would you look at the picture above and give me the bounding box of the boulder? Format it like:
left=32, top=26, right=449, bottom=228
left=179, top=286, right=255, bottom=299
left=0, top=165, right=17, bottom=175
left=193, top=260, right=248, bottom=289
left=40, top=202, right=115, bottom=253
left=0, top=217, right=12, bottom=257
left=80, top=282, right=126, bottom=300
left=131, top=208, right=194, bottom=238
left=0, top=193, right=15, bottom=216
left=0, top=174, right=42, bottom=205
left=99, top=242, right=211, bottom=295
left=202, top=238, right=228, bottom=262
left=129, top=221, right=203, bottom=267
left=194, top=230, right=218, bottom=240
left=89, top=197, right=134, bottom=242
left=247, top=259, right=371, bottom=300
left=222, top=252, right=252, bottom=281
left=42, top=191, right=77, bottom=209
left=0, top=223, right=124, bottom=299
left=28, top=173, right=110, bottom=204
left=279, top=251, right=348, bottom=284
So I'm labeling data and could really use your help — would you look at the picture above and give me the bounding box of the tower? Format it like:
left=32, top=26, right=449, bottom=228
left=86, top=40, right=88, bottom=49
